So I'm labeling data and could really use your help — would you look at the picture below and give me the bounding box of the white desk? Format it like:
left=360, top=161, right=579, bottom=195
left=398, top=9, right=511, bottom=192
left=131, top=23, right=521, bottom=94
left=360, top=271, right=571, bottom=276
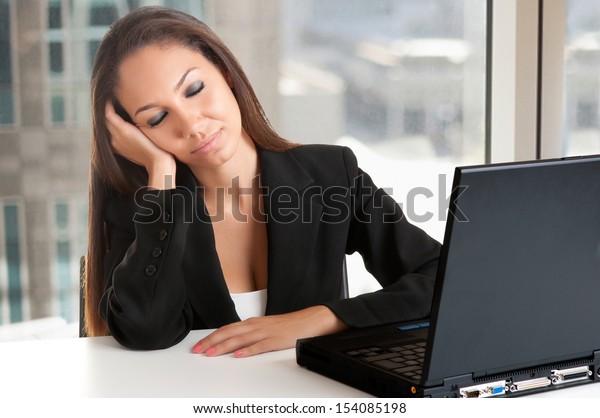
left=0, top=329, right=598, bottom=398
left=0, top=330, right=367, bottom=398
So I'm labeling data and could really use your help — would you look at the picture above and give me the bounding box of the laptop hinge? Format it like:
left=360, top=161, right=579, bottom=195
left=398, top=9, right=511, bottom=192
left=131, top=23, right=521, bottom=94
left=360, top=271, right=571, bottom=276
left=592, top=351, right=600, bottom=378
left=422, top=373, right=475, bottom=398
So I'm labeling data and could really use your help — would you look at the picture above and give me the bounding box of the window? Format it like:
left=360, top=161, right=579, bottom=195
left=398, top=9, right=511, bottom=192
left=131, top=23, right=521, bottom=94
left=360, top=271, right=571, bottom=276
left=0, top=200, right=28, bottom=325
left=279, top=0, right=486, bottom=166
left=0, top=0, right=488, bottom=337
left=0, top=0, right=13, bottom=125
left=564, top=0, right=600, bottom=156
left=0, top=1, right=205, bottom=338
left=51, top=199, right=88, bottom=324
left=279, top=0, right=486, bottom=293
left=44, top=0, right=204, bottom=126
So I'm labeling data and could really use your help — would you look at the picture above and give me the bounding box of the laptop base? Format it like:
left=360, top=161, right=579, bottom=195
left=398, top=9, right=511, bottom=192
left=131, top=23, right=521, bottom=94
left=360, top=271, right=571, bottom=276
left=297, top=325, right=600, bottom=398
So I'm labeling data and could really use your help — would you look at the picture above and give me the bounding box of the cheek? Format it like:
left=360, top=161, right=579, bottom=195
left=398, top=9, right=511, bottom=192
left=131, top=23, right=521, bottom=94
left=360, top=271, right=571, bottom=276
left=206, top=88, right=242, bottom=127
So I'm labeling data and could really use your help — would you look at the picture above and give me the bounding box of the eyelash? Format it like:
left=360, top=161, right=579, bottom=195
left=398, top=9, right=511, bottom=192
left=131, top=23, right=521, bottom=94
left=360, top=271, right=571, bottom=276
left=146, top=81, right=206, bottom=128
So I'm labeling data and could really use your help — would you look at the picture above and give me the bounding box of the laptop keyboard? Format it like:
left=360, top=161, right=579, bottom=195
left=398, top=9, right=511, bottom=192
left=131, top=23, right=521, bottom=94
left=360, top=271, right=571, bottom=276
left=346, top=341, right=426, bottom=381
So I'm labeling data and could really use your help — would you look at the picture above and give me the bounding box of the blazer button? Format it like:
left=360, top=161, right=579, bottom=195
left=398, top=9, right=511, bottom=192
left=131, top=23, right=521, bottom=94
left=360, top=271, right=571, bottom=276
left=158, top=229, right=168, bottom=240
left=152, top=247, right=162, bottom=258
left=145, top=264, right=157, bottom=276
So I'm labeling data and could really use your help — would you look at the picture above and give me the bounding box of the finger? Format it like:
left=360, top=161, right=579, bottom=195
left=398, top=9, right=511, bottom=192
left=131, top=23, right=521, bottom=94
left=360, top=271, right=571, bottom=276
left=199, top=320, right=271, bottom=356
left=206, top=324, right=262, bottom=355
left=233, top=339, right=276, bottom=358
left=206, top=332, right=262, bottom=357
left=105, top=101, right=115, bottom=118
left=192, top=321, right=248, bottom=354
left=104, top=101, right=146, bottom=165
left=104, top=102, right=124, bottom=130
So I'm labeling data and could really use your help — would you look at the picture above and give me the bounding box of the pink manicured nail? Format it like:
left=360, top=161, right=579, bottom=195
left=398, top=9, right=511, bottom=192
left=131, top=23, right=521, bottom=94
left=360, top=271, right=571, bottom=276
left=234, top=350, right=244, bottom=358
left=192, top=343, right=202, bottom=354
left=205, top=347, right=217, bottom=356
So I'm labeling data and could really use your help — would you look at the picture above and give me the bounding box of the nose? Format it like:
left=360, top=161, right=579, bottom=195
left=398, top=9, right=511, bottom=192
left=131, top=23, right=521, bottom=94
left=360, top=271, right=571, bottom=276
left=175, top=105, right=205, bottom=139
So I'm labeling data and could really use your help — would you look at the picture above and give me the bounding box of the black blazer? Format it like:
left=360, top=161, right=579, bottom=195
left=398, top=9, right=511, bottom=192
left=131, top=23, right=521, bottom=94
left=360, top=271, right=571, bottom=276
left=100, top=145, right=441, bottom=349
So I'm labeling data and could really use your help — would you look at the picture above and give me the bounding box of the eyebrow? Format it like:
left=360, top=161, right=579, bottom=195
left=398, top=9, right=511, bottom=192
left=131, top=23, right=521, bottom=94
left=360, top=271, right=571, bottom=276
left=134, top=67, right=199, bottom=116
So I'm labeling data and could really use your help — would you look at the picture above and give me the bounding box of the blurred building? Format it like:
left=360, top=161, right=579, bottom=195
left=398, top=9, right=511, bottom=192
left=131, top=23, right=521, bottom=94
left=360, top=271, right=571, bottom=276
left=2, top=0, right=595, bottom=330
left=0, top=0, right=279, bottom=326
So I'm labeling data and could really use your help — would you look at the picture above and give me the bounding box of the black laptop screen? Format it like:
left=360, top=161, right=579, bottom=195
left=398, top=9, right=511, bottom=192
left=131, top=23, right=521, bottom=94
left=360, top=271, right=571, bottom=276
left=425, top=156, right=600, bottom=384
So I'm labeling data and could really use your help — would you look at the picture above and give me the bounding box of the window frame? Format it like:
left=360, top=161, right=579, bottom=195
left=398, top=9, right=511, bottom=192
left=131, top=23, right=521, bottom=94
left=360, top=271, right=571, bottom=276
left=489, top=0, right=567, bottom=162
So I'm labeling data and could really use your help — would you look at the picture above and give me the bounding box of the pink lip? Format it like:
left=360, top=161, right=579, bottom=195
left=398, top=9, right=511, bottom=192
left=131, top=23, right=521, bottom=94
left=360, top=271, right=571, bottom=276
left=191, top=129, right=221, bottom=154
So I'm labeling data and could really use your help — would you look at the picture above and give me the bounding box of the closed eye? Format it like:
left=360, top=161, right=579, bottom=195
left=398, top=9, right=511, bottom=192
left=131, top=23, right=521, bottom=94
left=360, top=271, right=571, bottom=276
left=147, top=111, right=167, bottom=128
left=141, top=81, right=204, bottom=128
left=185, top=81, right=205, bottom=98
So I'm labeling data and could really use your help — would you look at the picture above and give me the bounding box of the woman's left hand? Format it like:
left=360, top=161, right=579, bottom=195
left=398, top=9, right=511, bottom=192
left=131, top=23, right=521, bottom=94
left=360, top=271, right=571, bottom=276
left=191, top=306, right=348, bottom=357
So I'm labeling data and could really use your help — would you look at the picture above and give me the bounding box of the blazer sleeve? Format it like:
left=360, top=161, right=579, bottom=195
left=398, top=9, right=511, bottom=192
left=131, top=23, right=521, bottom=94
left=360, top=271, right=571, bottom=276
left=324, top=147, right=441, bottom=328
left=100, top=188, right=194, bottom=349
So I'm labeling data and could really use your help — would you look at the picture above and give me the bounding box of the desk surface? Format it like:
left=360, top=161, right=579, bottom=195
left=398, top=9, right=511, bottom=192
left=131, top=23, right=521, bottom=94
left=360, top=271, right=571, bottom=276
left=0, top=330, right=598, bottom=398
left=0, top=330, right=367, bottom=398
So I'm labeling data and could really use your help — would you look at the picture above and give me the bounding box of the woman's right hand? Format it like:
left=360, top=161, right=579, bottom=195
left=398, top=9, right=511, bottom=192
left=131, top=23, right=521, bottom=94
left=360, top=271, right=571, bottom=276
left=105, top=102, right=176, bottom=189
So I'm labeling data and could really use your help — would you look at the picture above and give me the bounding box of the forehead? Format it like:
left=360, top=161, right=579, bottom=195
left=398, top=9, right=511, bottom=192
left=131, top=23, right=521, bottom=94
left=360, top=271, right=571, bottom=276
left=116, top=43, right=220, bottom=99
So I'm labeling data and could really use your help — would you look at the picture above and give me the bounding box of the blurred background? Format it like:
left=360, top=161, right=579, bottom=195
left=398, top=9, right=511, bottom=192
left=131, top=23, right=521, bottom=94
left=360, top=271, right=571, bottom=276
left=0, top=0, right=598, bottom=340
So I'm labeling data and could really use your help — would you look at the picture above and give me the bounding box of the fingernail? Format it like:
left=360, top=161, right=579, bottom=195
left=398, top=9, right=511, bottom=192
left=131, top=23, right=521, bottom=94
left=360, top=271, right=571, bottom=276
left=234, top=350, right=244, bottom=358
left=192, top=343, right=202, bottom=354
left=205, top=347, right=217, bottom=356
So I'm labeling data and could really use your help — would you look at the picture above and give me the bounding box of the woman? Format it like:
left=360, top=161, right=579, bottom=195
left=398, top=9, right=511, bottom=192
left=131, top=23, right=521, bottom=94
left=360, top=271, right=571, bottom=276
left=86, top=6, right=441, bottom=357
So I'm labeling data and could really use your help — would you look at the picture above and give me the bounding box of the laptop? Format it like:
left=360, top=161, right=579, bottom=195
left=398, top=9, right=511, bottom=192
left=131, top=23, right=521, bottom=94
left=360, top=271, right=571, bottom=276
left=297, top=154, right=600, bottom=398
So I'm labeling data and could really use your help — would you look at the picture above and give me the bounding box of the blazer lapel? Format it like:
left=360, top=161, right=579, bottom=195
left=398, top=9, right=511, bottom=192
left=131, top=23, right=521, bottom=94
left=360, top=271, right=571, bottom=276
left=258, top=149, right=323, bottom=314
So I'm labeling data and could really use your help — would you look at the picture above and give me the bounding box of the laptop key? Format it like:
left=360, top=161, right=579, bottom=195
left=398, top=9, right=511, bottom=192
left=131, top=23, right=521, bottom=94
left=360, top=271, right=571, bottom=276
left=373, top=360, right=402, bottom=370
left=390, top=346, right=414, bottom=352
left=392, top=365, right=421, bottom=375
left=363, top=352, right=402, bottom=362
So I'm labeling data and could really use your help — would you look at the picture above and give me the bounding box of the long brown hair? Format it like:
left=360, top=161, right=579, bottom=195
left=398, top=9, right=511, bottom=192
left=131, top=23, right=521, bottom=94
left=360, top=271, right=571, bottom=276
left=86, top=6, right=295, bottom=336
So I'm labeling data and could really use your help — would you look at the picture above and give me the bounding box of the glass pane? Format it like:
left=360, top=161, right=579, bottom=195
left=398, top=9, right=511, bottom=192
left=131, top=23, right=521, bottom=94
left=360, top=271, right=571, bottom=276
left=0, top=86, right=13, bottom=125
left=0, top=0, right=13, bottom=124
left=48, top=0, right=62, bottom=29
left=49, top=41, right=64, bottom=74
left=89, top=2, right=119, bottom=26
left=55, top=202, right=69, bottom=232
left=278, top=0, right=486, bottom=293
left=51, top=93, right=65, bottom=123
left=564, top=0, right=600, bottom=156
left=56, top=241, right=73, bottom=321
left=4, top=205, right=23, bottom=323
left=280, top=0, right=485, bottom=165
left=280, top=0, right=485, bottom=241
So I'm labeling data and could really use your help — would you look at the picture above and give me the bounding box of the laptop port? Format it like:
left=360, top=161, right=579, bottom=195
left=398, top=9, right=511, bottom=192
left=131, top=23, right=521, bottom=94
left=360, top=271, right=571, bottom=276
left=550, top=366, right=592, bottom=385
left=509, top=377, right=551, bottom=393
left=459, top=380, right=507, bottom=398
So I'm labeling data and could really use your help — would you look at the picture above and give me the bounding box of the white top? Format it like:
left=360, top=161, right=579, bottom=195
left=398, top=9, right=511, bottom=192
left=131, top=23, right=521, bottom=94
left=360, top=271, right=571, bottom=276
left=230, top=288, right=268, bottom=320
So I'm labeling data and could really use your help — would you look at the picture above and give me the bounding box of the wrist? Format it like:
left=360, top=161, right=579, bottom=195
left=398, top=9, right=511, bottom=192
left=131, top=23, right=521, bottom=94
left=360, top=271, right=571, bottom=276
left=147, top=158, right=176, bottom=190
left=310, top=305, right=349, bottom=336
